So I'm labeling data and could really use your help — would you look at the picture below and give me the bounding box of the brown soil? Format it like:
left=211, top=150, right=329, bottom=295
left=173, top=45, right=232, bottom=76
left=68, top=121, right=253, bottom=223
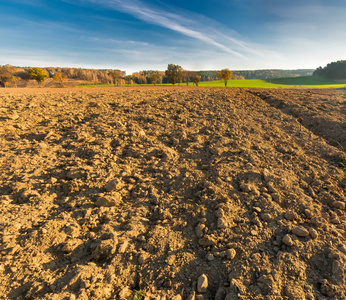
left=0, top=86, right=345, bottom=300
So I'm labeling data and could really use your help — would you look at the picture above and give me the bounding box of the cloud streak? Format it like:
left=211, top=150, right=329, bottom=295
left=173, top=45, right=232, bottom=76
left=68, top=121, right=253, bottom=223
left=84, top=0, right=251, bottom=57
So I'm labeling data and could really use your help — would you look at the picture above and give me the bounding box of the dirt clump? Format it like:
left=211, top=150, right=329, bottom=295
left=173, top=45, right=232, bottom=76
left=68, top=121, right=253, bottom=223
left=0, top=86, right=345, bottom=299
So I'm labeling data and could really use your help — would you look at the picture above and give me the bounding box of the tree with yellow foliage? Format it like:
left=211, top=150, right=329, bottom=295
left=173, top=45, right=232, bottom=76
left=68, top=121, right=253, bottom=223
left=109, top=70, right=123, bottom=86
left=53, top=72, right=67, bottom=86
left=0, top=65, right=12, bottom=87
left=28, top=67, right=48, bottom=86
left=150, top=72, right=161, bottom=85
left=218, top=68, right=232, bottom=87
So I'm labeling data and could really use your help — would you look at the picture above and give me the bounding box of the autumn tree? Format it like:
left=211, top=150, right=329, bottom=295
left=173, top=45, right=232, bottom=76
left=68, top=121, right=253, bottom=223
left=53, top=72, right=67, bottom=86
left=124, top=75, right=133, bottom=85
left=132, top=72, right=147, bottom=84
left=193, top=75, right=200, bottom=86
left=150, top=72, right=161, bottom=85
left=218, top=68, right=233, bottom=87
left=10, top=75, right=20, bottom=87
left=165, top=64, right=182, bottom=85
left=0, top=66, right=12, bottom=87
left=109, top=70, right=123, bottom=86
left=182, top=70, right=195, bottom=86
left=28, top=67, right=48, bottom=86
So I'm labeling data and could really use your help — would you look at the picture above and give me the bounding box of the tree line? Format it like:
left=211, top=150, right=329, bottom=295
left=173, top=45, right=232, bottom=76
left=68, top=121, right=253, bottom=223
left=0, top=64, right=223, bottom=87
left=0, top=65, right=127, bottom=87
left=199, top=69, right=314, bottom=80
left=127, top=68, right=314, bottom=83
left=132, top=65, right=232, bottom=86
left=313, top=60, right=346, bottom=80
left=0, top=63, right=315, bottom=87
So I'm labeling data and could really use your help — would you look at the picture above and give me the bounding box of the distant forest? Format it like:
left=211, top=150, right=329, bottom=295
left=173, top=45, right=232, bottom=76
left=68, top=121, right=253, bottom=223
left=198, top=69, right=314, bottom=81
left=0, top=64, right=314, bottom=87
left=313, top=60, right=346, bottom=80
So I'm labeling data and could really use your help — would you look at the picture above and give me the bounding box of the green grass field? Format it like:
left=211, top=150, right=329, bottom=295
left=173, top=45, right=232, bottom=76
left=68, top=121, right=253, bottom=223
left=198, top=76, right=346, bottom=88
left=77, top=76, right=346, bottom=89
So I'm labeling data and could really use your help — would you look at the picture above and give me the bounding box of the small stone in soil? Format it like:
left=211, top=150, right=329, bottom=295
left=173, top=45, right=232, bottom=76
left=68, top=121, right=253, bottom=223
left=332, top=201, right=345, bottom=210
left=292, top=226, right=309, bottom=237
left=95, top=193, right=122, bottom=207
left=272, top=193, right=280, bottom=202
left=304, top=209, right=313, bottom=219
left=309, top=228, right=318, bottom=239
left=284, top=210, right=296, bottom=221
left=207, top=253, right=214, bottom=261
left=282, top=234, right=294, bottom=246
left=260, top=213, right=273, bottom=222
left=217, top=218, right=227, bottom=229
left=330, top=217, right=340, bottom=224
left=198, top=236, right=216, bottom=246
left=105, top=178, right=123, bottom=192
left=197, top=274, right=208, bottom=293
left=195, top=224, right=205, bottom=238
left=138, top=254, right=146, bottom=264
left=66, top=169, right=85, bottom=179
left=226, top=248, right=236, bottom=260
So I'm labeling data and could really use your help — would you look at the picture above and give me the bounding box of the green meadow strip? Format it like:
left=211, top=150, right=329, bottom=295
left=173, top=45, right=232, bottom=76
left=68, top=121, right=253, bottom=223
left=76, top=76, right=346, bottom=89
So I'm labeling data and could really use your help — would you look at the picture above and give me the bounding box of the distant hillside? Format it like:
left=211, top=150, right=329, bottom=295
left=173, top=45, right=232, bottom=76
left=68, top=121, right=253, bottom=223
left=313, top=60, right=346, bottom=80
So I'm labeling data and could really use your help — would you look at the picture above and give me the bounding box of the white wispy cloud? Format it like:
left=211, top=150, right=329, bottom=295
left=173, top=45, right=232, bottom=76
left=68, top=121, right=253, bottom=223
left=83, top=36, right=150, bottom=46
left=81, top=0, right=259, bottom=58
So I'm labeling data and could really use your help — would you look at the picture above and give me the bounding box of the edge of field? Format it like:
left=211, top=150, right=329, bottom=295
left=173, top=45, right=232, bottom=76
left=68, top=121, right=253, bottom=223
left=73, top=76, right=346, bottom=89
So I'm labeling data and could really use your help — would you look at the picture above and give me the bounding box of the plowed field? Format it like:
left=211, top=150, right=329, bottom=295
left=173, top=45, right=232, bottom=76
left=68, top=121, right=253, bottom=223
left=0, top=86, right=345, bottom=300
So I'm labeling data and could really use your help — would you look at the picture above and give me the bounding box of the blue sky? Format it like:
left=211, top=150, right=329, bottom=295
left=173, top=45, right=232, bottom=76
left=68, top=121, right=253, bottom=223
left=1, top=0, right=346, bottom=73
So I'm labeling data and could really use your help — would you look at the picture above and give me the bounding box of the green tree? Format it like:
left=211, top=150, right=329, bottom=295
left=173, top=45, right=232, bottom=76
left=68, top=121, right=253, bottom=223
left=313, top=66, right=323, bottom=77
left=218, top=68, right=232, bottom=87
left=165, top=64, right=182, bottom=85
left=313, top=60, right=346, bottom=79
left=28, top=67, right=48, bottom=86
